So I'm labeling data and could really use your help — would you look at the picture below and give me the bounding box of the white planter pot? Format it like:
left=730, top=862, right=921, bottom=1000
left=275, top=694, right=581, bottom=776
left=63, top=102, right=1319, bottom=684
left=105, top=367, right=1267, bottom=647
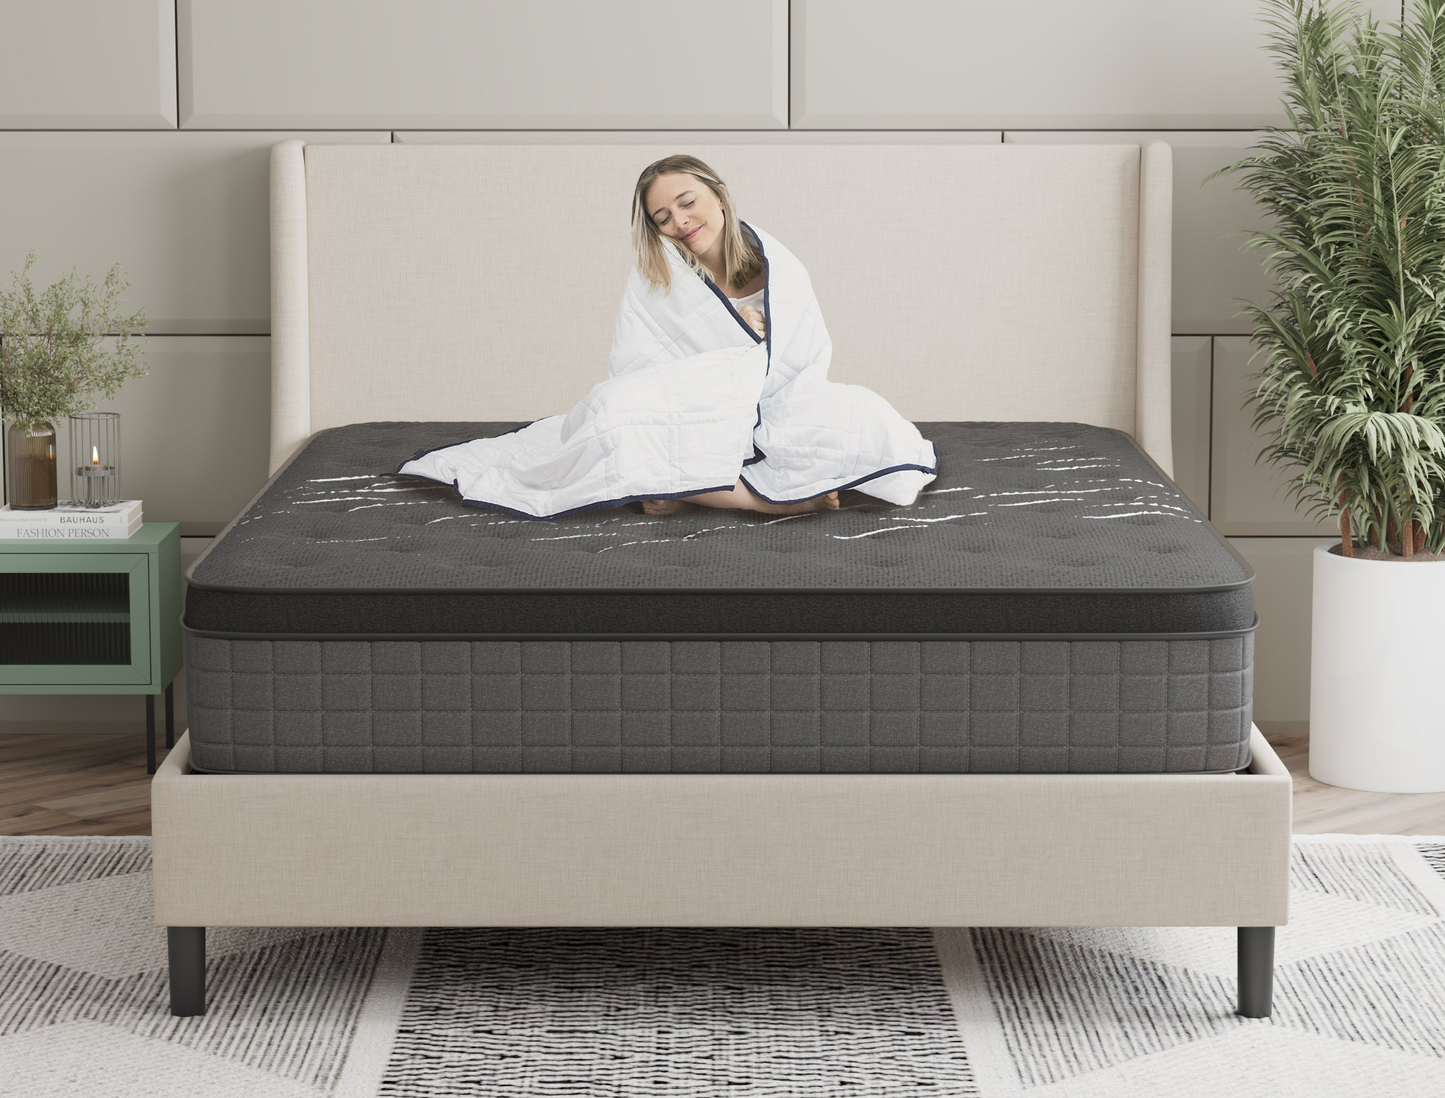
left=1308, top=542, right=1445, bottom=793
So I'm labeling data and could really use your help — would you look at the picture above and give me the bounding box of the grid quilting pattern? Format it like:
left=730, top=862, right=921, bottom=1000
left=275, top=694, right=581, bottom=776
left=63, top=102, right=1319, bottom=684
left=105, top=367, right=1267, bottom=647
left=184, top=634, right=1253, bottom=774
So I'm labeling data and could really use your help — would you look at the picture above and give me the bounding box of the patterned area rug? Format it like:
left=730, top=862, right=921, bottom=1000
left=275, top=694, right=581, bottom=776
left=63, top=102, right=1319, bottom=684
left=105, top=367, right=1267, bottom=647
left=1, top=835, right=1443, bottom=1096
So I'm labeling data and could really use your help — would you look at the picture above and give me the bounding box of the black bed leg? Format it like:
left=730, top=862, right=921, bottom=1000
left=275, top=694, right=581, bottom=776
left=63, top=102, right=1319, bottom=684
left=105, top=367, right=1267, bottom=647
left=168, top=927, right=206, bottom=1016
left=1236, top=926, right=1274, bottom=1018
left=164, top=681, right=175, bottom=749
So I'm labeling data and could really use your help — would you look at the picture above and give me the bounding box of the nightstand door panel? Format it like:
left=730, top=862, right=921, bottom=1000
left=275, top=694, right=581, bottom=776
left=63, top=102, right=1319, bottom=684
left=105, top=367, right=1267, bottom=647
left=0, top=554, right=152, bottom=686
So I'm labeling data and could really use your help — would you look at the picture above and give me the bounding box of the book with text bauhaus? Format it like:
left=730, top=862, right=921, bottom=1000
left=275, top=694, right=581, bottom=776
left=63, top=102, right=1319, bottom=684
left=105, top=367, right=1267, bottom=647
left=0, top=500, right=144, bottom=539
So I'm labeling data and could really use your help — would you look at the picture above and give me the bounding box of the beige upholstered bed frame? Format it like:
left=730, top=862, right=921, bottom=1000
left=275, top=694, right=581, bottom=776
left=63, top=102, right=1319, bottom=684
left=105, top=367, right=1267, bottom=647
left=152, top=138, right=1291, bottom=1017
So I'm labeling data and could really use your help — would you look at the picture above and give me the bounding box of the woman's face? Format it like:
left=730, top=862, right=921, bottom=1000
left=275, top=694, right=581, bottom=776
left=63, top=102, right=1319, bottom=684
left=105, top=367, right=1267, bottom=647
left=646, top=172, right=725, bottom=258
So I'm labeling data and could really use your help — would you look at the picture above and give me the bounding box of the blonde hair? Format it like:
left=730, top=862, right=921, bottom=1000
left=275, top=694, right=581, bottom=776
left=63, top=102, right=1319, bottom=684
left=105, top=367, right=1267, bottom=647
left=629, top=154, right=764, bottom=295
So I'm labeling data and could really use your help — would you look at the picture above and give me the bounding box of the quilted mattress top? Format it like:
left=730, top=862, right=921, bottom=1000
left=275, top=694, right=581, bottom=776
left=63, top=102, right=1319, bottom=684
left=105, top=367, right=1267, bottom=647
left=183, top=421, right=1254, bottom=637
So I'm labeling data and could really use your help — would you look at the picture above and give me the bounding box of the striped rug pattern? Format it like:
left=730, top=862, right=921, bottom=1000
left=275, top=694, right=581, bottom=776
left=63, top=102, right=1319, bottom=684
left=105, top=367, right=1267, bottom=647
left=381, top=926, right=974, bottom=1096
left=0, top=835, right=1442, bottom=1096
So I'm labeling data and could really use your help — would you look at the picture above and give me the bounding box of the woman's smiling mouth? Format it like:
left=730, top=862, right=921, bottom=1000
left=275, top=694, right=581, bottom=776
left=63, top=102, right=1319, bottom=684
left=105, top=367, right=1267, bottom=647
left=684, top=225, right=702, bottom=240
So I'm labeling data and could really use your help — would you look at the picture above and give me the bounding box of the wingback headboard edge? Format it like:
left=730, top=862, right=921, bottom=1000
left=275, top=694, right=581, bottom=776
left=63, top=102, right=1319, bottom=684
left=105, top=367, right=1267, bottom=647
left=1136, top=137, right=1174, bottom=478
left=269, top=138, right=311, bottom=476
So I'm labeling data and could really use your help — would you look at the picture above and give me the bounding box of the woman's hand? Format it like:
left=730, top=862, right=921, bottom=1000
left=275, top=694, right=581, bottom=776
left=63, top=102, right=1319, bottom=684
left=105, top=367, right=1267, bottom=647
left=739, top=305, right=766, bottom=339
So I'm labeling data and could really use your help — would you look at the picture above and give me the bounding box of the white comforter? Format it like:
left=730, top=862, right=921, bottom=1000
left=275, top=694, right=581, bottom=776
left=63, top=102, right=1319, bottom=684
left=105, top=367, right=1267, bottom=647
left=395, top=221, right=938, bottom=519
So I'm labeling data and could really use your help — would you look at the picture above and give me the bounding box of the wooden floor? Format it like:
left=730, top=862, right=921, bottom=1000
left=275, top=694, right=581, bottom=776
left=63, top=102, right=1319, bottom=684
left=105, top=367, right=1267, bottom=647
left=1, top=731, right=1443, bottom=836
left=0, top=731, right=160, bottom=836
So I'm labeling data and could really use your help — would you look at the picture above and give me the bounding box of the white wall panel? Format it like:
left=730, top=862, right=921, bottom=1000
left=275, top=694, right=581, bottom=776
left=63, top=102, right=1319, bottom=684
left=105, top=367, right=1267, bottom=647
left=0, top=133, right=389, bottom=335
left=1171, top=336, right=1211, bottom=515
left=0, top=0, right=176, bottom=128
left=794, top=0, right=1400, bottom=130
left=1005, top=132, right=1284, bottom=335
left=180, top=0, right=787, bottom=129
left=1211, top=336, right=1335, bottom=536
left=1229, top=536, right=1334, bottom=732
left=395, top=131, right=1003, bottom=146
left=20, top=337, right=273, bottom=538
left=0, top=692, right=169, bottom=732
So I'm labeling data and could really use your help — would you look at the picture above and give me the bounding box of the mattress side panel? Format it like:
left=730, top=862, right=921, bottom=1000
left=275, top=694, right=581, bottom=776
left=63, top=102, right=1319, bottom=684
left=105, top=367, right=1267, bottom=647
left=183, top=633, right=1254, bottom=775
left=183, top=585, right=1256, bottom=636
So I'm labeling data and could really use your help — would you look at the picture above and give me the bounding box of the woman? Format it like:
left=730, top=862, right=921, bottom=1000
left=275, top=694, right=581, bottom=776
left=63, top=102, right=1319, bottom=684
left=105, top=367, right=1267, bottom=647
left=632, top=158, right=822, bottom=515
left=395, top=155, right=937, bottom=521
left=622, top=154, right=937, bottom=517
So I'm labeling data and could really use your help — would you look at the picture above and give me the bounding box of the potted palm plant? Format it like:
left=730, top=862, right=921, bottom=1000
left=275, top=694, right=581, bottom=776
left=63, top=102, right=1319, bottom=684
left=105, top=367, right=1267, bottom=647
left=0, top=249, right=148, bottom=509
left=1205, top=0, right=1445, bottom=792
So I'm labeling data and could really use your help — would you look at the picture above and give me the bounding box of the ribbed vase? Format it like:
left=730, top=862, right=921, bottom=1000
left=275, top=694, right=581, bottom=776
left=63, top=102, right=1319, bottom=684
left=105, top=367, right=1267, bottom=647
left=4, top=420, right=58, bottom=509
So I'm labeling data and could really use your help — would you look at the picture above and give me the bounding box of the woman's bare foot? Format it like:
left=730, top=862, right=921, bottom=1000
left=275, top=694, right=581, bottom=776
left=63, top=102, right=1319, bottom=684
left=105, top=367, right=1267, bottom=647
left=640, top=498, right=691, bottom=515
left=754, top=490, right=840, bottom=515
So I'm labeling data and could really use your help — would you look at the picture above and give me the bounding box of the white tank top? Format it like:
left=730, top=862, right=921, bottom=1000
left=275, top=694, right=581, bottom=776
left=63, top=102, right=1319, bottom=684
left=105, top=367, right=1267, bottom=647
left=728, top=287, right=765, bottom=313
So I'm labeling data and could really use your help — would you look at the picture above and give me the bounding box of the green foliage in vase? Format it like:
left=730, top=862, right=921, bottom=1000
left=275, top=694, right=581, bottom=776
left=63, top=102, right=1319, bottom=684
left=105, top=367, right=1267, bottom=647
left=1205, top=0, right=1445, bottom=557
left=0, top=249, right=149, bottom=430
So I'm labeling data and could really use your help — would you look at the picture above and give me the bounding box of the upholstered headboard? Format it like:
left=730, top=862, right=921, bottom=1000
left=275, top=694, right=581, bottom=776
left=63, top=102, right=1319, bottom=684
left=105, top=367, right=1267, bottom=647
left=268, top=138, right=1173, bottom=478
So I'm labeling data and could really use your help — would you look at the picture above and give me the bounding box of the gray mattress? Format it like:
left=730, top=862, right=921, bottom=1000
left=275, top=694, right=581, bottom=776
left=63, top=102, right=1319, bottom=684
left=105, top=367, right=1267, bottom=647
left=181, top=421, right=1256, bottom=775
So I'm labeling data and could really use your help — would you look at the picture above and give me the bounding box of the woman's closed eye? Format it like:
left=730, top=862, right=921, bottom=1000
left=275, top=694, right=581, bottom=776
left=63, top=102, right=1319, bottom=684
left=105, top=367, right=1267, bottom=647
left=658, top=201, right=694, bottom=227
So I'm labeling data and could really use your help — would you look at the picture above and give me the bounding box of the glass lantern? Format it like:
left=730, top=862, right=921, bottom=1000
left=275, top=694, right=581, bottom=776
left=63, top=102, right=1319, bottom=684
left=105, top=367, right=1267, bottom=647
left=69, top=412, right=121, bottom=508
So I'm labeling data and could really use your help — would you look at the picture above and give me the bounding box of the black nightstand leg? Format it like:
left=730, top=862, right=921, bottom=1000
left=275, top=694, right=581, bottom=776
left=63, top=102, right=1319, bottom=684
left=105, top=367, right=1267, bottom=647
left=146, top=694, right=156, bottom=774
left=164, top=681, right=175, bottom=749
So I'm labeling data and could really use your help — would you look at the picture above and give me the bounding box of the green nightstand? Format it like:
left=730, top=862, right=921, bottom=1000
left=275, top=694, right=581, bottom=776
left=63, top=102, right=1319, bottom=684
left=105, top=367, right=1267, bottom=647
left=0, top=523, right=183, bottom=773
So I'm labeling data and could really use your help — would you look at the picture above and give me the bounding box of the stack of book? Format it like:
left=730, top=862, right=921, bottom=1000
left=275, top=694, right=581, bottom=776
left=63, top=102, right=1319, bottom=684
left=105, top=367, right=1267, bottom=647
left=0, top=500, right=144, bottom=539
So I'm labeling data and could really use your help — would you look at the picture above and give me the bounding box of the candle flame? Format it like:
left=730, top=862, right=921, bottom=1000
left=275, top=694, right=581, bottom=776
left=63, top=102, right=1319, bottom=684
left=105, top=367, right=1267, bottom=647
left=91, top=445, right=99, bottom=466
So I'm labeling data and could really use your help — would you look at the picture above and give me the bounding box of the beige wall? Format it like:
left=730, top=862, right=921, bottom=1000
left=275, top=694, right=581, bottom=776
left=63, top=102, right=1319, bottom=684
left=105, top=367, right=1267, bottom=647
left=3, top=0, right=1400, bottom=733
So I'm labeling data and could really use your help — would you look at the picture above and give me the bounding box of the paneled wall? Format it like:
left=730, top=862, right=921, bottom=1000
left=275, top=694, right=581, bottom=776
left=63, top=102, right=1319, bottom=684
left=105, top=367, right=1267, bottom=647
left=3, top=0, right=1400, bottom=734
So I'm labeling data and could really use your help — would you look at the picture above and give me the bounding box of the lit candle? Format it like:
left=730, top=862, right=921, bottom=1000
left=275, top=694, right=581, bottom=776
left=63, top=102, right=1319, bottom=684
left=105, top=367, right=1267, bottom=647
left=77, top=445, right=112, bottom=506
